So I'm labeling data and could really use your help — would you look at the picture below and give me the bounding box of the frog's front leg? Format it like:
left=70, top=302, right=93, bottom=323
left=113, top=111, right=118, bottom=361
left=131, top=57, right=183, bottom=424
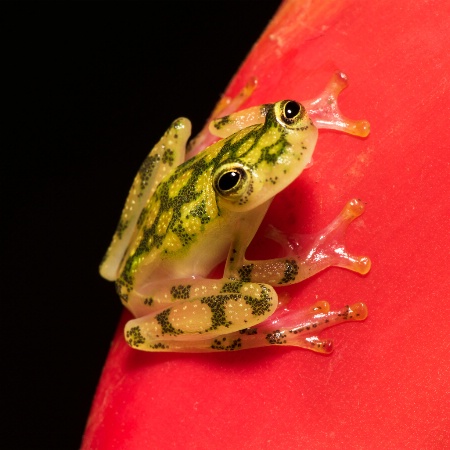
left=124, top=280, right=278, bottom=352
left=227, top=199, right=371, bottom=285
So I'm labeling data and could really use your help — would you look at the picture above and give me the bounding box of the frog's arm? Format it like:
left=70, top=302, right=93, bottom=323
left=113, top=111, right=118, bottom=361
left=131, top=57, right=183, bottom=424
left=100, top=118, right=191, bottom=281
left=226, top=199, right=371, bottom=285
left=302, top=72, right=370, bottom=137
left=209, top=104, right=268, bottom=139
left=186, top=78, right=257, bottom=157
left=209, top=72, right=370, bottom=140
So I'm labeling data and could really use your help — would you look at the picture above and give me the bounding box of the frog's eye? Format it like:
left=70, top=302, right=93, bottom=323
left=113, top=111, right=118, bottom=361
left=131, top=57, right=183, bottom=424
left=217, top=170, right=242, bottom=191
left=214, top=164, right=249, bottom=198
left=278, top=100, right=306, bottom=126
left=284, top=101, right=300, bottom=119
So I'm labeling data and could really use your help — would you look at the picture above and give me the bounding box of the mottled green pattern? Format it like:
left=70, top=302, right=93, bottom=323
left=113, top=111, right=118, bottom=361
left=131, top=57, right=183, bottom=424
left=99, top=118, right=190, bottom=283
left=138, top=154, right=160, bottom=194
left=118, top=105, right=294, bottom=293
left=188, top=200, right=211, bottom=225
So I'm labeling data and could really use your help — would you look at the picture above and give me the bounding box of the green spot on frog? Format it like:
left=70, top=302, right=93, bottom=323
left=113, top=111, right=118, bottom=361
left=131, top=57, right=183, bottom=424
left=170, top=284, right=191, bottom=299
left=213, top=115, right=231, bottom=130
left=220, top=281, right=244, bottom=293
left=244, top=285, right=272, bottom=316
left=189, top=200, right=211, bottom=225
left=279, top=259, right=299, bottom=284
left=155, top=309, right=184, bottom=336
left=266, top=330, right=287, bottom=345
left=238, top=264, right=254, bottom=282
left=115, top=218, right=129, bottom=240
left=138, top=154, right=160, bottom=194
left=126, top=326, right=145, bottom=347
left=211, top=337, right=242, bottom=351
left=162, top=148, right=175, bottom=166
left=200, top=294, right=238, bottom=331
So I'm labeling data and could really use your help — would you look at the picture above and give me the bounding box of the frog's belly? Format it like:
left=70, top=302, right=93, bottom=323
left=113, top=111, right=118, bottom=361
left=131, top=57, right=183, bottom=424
left=160, top=245, right=228, bottom=280
left=135, top=231, right=232, bottom=292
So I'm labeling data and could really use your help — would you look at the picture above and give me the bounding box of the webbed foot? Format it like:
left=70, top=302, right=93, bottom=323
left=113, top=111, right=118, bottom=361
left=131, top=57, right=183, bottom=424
left=266, top=199, right=371, bottom=276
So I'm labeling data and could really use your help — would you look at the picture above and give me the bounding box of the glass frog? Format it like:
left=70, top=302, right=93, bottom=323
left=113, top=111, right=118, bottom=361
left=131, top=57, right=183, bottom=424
left=100, top=72, right=371, bottom=353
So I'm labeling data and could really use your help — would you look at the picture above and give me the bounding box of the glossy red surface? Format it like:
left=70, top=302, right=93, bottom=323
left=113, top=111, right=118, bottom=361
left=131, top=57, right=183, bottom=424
left=82, top=1, right=449, bottom=448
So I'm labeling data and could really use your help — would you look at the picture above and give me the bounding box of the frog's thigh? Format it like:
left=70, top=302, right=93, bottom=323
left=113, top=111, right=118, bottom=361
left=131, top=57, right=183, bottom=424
left=124, top=281, right=278, bottom=351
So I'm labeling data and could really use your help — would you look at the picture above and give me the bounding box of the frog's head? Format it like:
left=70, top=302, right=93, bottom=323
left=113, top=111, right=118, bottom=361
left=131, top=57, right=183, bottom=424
left=211, top=100, right=317, bottom=212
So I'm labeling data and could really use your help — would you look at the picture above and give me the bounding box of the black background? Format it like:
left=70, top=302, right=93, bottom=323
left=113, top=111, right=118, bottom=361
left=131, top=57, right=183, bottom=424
left=2, top=2, right=280, bottom=448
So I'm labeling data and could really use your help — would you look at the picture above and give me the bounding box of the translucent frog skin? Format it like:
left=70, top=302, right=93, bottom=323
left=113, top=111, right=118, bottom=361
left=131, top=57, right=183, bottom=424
left=100, top=72, right=371, bottom=353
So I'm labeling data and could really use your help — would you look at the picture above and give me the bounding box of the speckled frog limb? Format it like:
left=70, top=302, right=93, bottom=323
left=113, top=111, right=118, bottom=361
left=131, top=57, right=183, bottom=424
left=100, top=72, right=371, bottom=353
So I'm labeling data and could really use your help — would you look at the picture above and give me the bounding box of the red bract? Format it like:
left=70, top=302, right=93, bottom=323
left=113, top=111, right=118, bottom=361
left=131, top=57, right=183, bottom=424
left=82, top=0, right=449, bottom=448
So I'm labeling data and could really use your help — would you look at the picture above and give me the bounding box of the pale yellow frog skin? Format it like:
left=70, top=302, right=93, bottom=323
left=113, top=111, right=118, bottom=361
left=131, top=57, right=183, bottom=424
left=100, top=73, right=371, bottom=353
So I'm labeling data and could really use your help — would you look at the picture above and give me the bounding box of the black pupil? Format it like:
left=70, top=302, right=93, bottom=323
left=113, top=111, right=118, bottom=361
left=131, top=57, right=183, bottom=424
left=285, top=101, right=300, bottom=119
left=218, top=171, right=240, bottom=191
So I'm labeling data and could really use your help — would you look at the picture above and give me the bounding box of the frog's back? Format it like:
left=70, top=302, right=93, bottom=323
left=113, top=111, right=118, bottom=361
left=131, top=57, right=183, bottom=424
left=116, top=137, right=237, bottom=298
left=116, top=104, right=316, bottom=301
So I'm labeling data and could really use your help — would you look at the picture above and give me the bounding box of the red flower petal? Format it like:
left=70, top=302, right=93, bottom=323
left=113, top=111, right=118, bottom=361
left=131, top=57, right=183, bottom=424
left=83, top=1, right=449, bottom=448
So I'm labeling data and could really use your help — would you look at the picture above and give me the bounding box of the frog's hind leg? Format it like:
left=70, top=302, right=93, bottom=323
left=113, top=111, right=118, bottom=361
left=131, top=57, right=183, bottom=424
left=254, top=300, right=368, bottom=353
left=125, top=300, right=368, bottom=353
left=216, top=300, right=367, bottom=353
left=124, top=281, right=279, bottom=352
